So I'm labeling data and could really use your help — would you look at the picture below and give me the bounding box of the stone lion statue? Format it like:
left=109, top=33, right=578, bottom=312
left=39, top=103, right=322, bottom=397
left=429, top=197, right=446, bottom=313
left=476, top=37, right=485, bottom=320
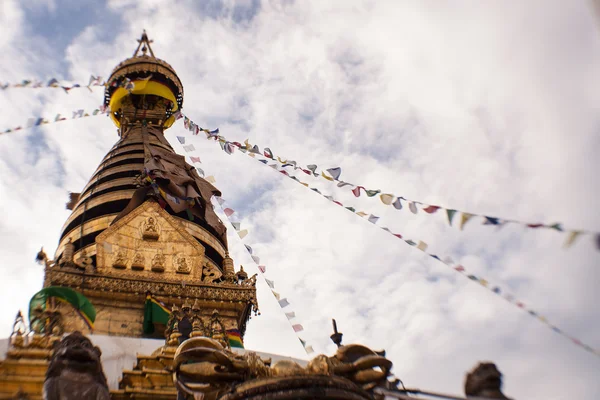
left=464, top=362, right=511, bottom=399
left=43, top=332, right=109, bottom=400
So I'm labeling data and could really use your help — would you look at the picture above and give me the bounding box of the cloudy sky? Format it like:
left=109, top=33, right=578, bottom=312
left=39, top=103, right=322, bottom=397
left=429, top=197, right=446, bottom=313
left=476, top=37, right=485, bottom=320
left=1, top=0, right=600, bottom=398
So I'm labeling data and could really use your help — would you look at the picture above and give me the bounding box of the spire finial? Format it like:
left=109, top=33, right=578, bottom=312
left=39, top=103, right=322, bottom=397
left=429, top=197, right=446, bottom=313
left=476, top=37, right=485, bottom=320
left=133, top=29, right=155, bottom=58
left=330, top=318, right=343, bottom=347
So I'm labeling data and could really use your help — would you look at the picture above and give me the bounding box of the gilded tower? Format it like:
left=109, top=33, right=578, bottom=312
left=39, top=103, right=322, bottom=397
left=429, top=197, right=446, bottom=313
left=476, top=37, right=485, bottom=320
left=42, top=31, right=257, bottom=338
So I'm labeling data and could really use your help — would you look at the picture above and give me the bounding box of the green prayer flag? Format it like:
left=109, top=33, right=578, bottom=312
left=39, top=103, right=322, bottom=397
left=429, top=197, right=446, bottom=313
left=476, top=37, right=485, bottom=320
left=143, top=296, right=171, bottom=334
left=447, top=209, right=457, bottom=226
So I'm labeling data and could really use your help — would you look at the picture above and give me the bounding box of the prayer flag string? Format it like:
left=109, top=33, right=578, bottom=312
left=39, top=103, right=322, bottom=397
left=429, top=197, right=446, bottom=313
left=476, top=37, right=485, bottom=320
left=175, top=111, right=598, bottom=250
left=172, top=115, right=598, bottom=359
left=0, top=76, right=106, bottom=93
left=213, top=195, right=314, bottom=355
left=0, top=106, right=109, bottom=136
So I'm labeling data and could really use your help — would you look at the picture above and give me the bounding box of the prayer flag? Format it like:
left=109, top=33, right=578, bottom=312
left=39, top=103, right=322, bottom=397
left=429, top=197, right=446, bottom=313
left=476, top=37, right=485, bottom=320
left=337, top=181, right=352, bottom=188
left=454, top=265, right=465, bottom=272
left=392, top=197, right=403, bottom=210
left=416, top=241, right=428, bottom=251
left=446, top=209, right=457, bottom=226
left=484, top=216, right=500, bottom=225
left=190, top=156, right=201, bottom=164
left=265, top=279, right=274, bottom=288
left=460, top=213, right=474, bottom=230
left=563, top=231, right=581, bottom=248
left=196, top=167, right=205, bottom=177
left=423, top=205, right=440, bottom=214
left=183, top=144, right=195, bottom=152
left=321, top=171, right=334, bottom=181
left=307, top=165, right=318, bottom=175
left=365, top=189, right=380, bottom=197
left=278, top=298, right=290, bottom=308
left=238, top=229, right=248, bottom=239
left=272, top=291, right=281, bottom=300
left=224, top=208, right=235, bottom=217
left=227, top=329, right=244, bottom=348
left=408, top=202, right=418, bottom=214
left=258, top=265, right=266, bottom=273
left=292, top=324, right=304, bottom=332
left=305, top=345, right=314, bottom=354
left=380, top=194, right=394, bottom=205
left=326, top=167, right=342, bottom=180
left=368, top=215, right=379, bottom=224
left=177, top=136, right=185, bottom=144
left=244, top=244, right=252, bottom=254
left=251, top=255, right=260, bottom=264
left=352, top=186, right=364, bottom=197
left=231, top=222, right=241, bottom=231
left=264, top=148, right=273, bottom=158
left=285, top=312, right=295, bottom=319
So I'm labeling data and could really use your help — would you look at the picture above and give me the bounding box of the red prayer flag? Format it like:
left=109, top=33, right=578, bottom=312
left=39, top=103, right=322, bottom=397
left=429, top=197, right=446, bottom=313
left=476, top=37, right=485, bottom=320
left=190, top=156, right=201, bottom=164
left=351, top=186, right=364, bottom=197
left=292, top=324, right=304, bottom=332
left=224, top=208, right=235, bottom=217
left=423, top=205, right=440, bottom=214
left=454, top=265, right=465, bottom=272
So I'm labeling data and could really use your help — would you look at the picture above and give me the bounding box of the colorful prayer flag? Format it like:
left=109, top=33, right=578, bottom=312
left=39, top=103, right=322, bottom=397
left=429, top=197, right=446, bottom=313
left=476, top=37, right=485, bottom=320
left=326, top=167, right=342, bottom=180
left=278, top=298, right=290, bottom=308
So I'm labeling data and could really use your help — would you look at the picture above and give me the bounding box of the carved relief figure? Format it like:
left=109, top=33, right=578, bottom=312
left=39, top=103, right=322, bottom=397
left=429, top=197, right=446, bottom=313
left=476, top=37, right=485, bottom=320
left=174, top=255, right=191, bottom=274
left=43, top=332, right=109, bottom=400
left=142, top=216, right=160, bottom=240
left=151, top=252, right=166, bottom=272
left=131, top=253, right=145, bottom=271
left=112, top=250, right=128, bottom=269
left=202, top=263, right=222, bottom=283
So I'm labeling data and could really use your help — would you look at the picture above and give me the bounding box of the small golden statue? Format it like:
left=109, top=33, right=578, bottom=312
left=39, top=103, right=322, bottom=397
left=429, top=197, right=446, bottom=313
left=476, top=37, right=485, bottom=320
left=151, top=252, right=165, bottom=272
left=142, top=216, right=160, bottom=240
left=112, top=250, right=127, bottom=269
left=131, top=253, right=145, bottom=271
left=175, top=256, right=191, bottom=274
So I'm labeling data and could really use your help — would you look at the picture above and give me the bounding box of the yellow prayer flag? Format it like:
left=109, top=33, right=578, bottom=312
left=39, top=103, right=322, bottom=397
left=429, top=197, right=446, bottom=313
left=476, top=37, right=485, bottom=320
left=248, top=152, right=255, bottom=158
left=272, top=291, right=281, bottom=300
left=416, top=241, right=428, bottom=251
left=380, top=194, right=395, bottom=205
left=238, top=229, right=248, bottom=239
left=460, top=213, right=474, bottom=230
left=563, top=231, right=581, bottom=248
left=479, top=279, right=488, bottom=287
left=356, top=211, right=368, bottom=217
left=206, top=176, right=216, bottom=183
left=321, top=171, right=334, bottom=181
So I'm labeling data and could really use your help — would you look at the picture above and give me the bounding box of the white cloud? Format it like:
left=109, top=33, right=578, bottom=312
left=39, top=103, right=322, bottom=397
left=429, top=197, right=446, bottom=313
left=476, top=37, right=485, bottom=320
left=0, top=1, right=599, bottom=398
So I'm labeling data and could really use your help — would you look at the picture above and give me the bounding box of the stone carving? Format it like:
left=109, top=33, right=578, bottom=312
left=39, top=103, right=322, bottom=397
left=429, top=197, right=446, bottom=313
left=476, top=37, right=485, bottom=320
left=131, top=253, right=145, bottom=271
left=43, top=332, right=109, bottom=400
left=151, top=252, right=165, bottom=272
left=464, top=362, right=511, bottom=399
left=174, top=255, right=191, bottom=274
left=112, top=250, right=128, bottom=269
left=141, top=216, right=160, bottom=240
left=202, top=262, right=222, bottom=283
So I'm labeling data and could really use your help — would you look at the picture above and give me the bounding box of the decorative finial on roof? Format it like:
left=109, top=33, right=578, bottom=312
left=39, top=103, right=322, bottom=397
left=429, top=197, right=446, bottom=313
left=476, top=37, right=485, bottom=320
left=133, top=29, right=155, bottom=58
left=330, top=318, right=343, bottom=347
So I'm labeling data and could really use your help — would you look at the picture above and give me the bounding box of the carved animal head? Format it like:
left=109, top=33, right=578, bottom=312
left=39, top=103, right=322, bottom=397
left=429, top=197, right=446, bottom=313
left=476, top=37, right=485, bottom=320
left=46, top=331, right=108, bottom=389
left=464, top=362, right=506, bottom=398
